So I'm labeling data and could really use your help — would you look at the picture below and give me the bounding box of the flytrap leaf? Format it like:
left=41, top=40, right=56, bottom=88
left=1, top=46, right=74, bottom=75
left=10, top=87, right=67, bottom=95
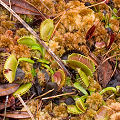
left=18, top=58, right=35, bottom=64
left=99, top=87, right=116, bottom=95
left=3, top=54, right=18, bottom=83
left=13, top=82, right=32, bottom=97
left=0, top=111, right=30, bottom=119
left=77, top=68, right=89, bottom=88
left=67, top=105, right=82, bottom=114
left=75, top=98, right=86, bottom=113
left=17, top=36, right=39, bottom=47
left=0, top=83, right=19, bottom=96
left=40, top=19, right=54, bottom=42
left=66, top=53, right=95, bottom=76
left=17, top=36, right=45, bottom=57
left=52, top=69, right=66, bottom=90
left=73, top=82, right=88, bottom=95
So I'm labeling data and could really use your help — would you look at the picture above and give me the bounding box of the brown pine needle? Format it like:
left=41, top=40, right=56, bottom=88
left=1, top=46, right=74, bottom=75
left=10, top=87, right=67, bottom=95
left=102, top=54, right=120, bottom=65
left=34, top=89, right=54, bottom=99
left=42, top=92, right=75, bottom=100
left=0, top=0, right=71, bottom=77
left=52, top=11, right=65, bottom=20
left=103, top=46, right=117, bottom=58
left=17, top=94, right=35, bottom=120
left=50, top=11, right=66, bottom=39
left=87, top=0, right=106, bottom=8
left=40, top=0, right=52, bottom=14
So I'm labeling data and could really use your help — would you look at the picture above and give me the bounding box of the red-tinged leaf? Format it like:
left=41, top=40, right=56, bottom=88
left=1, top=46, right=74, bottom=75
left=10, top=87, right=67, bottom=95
left=0, top=83, right=19, bottom=96
left=86, top=24, right=96, bottom=40
left=0, top=111, right=30, bottom=119
left=107, top=32, right=115, bottom=49
left=52, top=69, right=66, bottom=90
left=1, top=0, right=44, bottom=16
left=97, top=60, right=113, bottom=87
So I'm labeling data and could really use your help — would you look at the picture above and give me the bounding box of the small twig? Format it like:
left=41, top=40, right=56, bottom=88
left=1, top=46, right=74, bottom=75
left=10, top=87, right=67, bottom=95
left=103, top=46, right=117, bottom=58
left=40, top=0, right=52, bottom=14
left=25, top=93, right=35, bottom=104
left=34, top=89, right=54, bottom=99
left=42, top=92, right=75, bottom=100
left=52, top=11, right=65, bottom=20
left=0, top=0, right=71, bottom=77
left=17, top=94, right=35, bottom=120
left=107, top=5, right=118, bottom=18
left=38, top=100, right=42, bottom=110
left=3, top=95, right=9, bottom=120
left=87, top=0, right=106, bottom=8
left=96, top=53, right=120, bottom=70
left=101, top=53, right=120, bottom=65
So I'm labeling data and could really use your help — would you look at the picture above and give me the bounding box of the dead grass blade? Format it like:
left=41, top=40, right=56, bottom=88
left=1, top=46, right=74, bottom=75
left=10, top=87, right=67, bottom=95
left=17, top=94, right=35, bottom=120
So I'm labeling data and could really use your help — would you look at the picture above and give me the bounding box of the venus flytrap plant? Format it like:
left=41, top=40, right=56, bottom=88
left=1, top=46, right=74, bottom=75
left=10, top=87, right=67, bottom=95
left=2, top=55, right=34, bottom=119
left=65, top=53, right=95, bottom=90
left=0, top=0, right=71, bottom=77
left=3, top=55, right=33, bottom=95
left=66, top=53, right=95, bottom=77
left=40, top=19, right=54, bottom=42
left=75, top=97, right=86, bottom=113
left=67, top=95, right=87, bottom=114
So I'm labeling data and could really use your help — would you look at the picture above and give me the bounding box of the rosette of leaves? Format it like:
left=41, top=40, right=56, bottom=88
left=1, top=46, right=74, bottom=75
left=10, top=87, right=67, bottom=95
left=52, top=69, right=66, bottom=90
left=17, top=36, right=45, bottom=57
left=66, top=53, right=95, bottom=77
left=40, top=19, right=54, bottom=42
